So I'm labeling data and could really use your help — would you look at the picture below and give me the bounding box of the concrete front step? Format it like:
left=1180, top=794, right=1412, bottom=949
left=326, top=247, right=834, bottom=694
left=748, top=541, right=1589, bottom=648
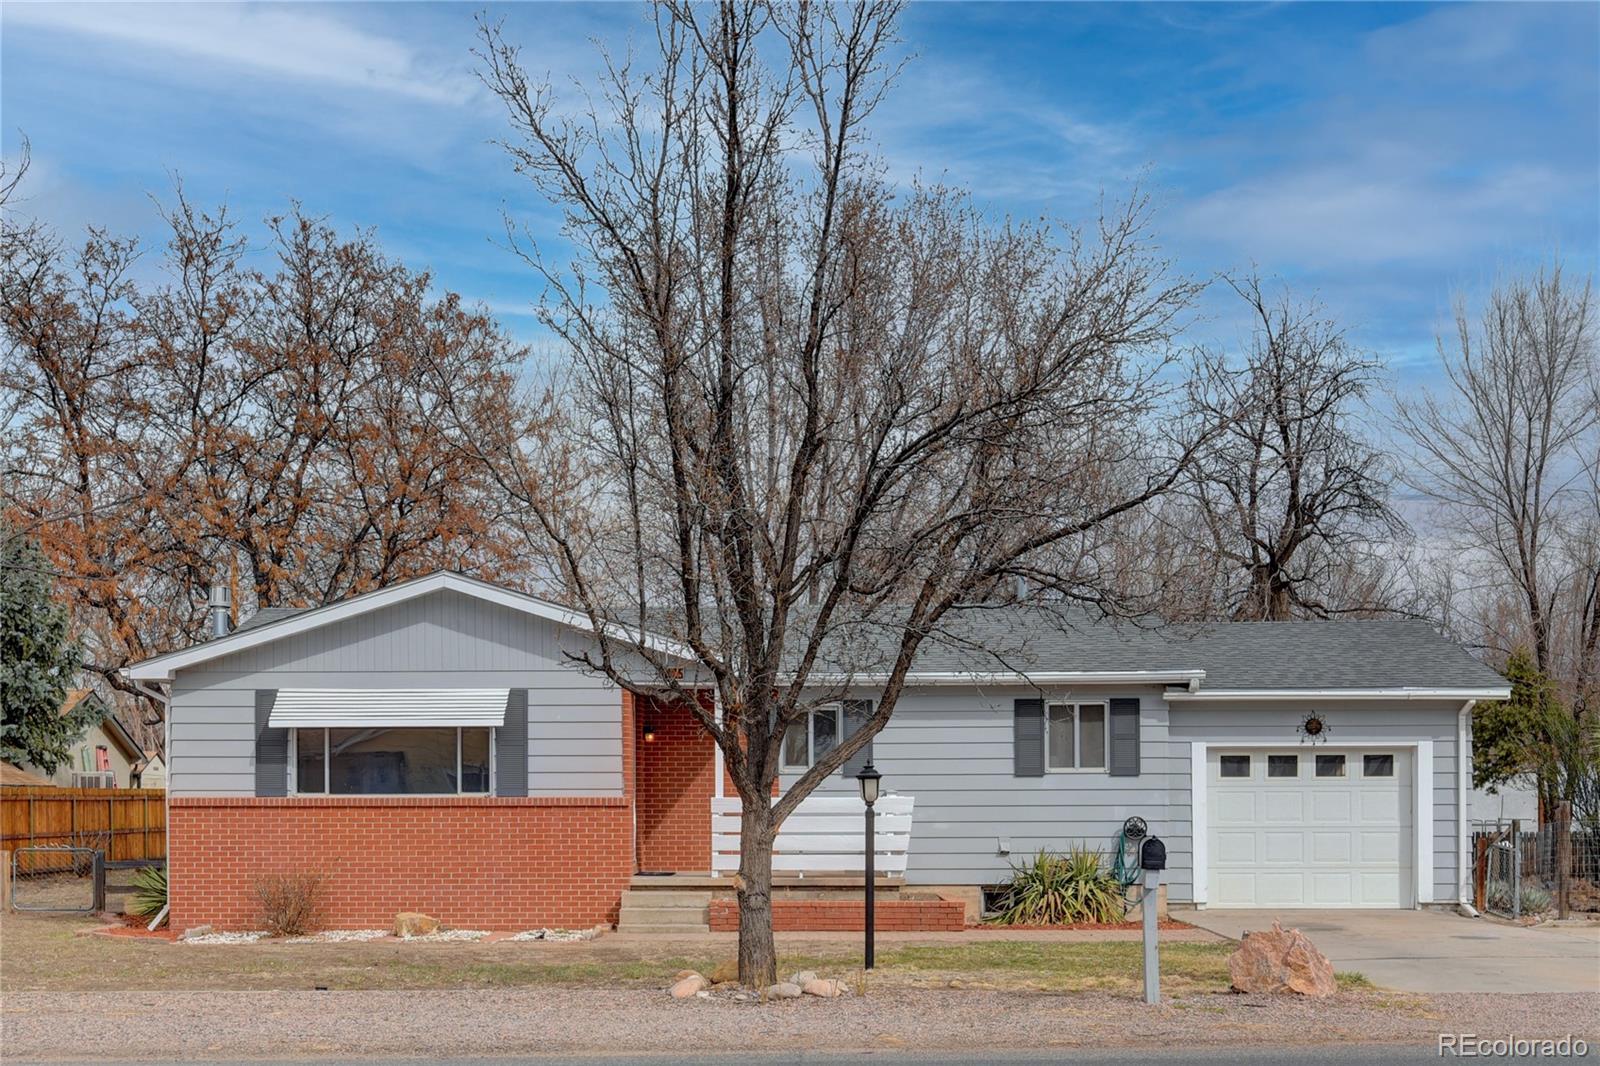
left=616, top=888, right=712, bottom=932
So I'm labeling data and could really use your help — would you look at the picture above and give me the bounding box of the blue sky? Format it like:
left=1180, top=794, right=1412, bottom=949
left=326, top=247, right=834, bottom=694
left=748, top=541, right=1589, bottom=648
left=2, top=1, right=1596, bottom=394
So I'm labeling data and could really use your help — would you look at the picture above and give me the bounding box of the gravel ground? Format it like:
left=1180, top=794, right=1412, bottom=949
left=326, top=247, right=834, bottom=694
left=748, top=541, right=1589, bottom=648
left=4, top=987, right=1596, bottom=1061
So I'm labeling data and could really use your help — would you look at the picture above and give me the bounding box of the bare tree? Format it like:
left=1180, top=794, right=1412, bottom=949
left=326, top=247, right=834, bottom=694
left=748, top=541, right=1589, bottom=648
left=474, top=1, right=1217, bottom=984
left=2, top=189, right=534, bottom=742
left=1397, top=263, right=1599, bottom=696
left=1180, top=275, right=1404, bottom=620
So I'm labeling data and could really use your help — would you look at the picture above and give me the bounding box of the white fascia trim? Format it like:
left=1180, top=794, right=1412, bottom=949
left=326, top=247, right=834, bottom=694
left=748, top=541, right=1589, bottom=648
left=811, top=670, right=1207, bottom=687
left=1166, top=687, right=1509, bottom=702
left=123, top=572, right=691, bottom=681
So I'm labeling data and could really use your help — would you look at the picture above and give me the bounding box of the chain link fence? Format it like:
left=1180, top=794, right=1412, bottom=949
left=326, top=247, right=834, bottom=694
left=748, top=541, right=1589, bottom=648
left=9, top=846, right=102, bottom=912
left=1473, top=816, right=1600, bottom=919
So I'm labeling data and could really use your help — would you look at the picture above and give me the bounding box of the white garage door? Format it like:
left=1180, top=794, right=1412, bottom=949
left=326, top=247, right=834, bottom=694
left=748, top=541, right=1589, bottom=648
left=1208, top=748, right=1412, bottom=908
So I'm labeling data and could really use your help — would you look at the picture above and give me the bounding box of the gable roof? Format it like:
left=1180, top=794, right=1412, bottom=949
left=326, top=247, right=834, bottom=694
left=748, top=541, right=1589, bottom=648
left=124, top=571, right=692, bottom=681
left=62, top=690, right=146, bottom=761
left=855, top=609, right=1509, bottom=696
left=123, top=571, right=1508, bottom=699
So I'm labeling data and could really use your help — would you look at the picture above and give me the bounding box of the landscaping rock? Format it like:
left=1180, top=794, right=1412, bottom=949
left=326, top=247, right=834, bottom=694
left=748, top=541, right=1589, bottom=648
left=790, top=970, right=817, bottom=986
left=672, top=969, right=700, bottom=982
left=1228, top=920, right=1337, bottom=997
left=670, top=974, right=709, bottom=999
left=767, top=982, right=803, bottom=1000
left=710, top=958, right=740, bottom=984
left=802, top=978, right=843, bottom=998
left=393, top=912, right=440, bottom=938
left=179, top=925, right=213, bottom=940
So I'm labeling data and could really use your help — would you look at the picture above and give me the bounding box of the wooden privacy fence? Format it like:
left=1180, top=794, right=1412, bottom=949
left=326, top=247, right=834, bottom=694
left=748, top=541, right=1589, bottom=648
left=1, top=788, right=166, bottom=867
left=712, top=794, right=914, bottom=875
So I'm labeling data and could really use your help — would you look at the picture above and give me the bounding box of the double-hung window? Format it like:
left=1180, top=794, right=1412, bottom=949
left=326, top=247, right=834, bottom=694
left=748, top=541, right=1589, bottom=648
left=292, top=727, right=493, bottom=795
left=1047, top=703, right=1107, bottom=770
left=781, top=705, right=842, bottom=770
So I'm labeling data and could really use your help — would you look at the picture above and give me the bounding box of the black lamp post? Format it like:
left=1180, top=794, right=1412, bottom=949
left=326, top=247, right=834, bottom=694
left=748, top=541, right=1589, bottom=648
left=855, top=759, right=882, bottom=970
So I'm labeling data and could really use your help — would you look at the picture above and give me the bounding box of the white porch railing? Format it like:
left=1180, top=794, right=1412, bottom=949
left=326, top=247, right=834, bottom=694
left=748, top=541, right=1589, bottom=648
left=711, top=794, right=914, bottom=875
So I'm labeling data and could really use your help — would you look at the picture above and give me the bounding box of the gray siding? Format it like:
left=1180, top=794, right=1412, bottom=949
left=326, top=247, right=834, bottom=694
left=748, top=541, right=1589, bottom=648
left=781, top=690, right=1467, bottom=905
left=167, top=589, right=622, bottom=797
left=780, top=685, right=1192, bottom=897
left=1167, top=701, right=1466, bottom=905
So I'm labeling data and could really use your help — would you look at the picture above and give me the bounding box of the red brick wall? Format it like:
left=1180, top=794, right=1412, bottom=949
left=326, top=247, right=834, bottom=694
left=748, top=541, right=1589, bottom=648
left=168, top=796, right=633, bottom=931
left=634, top=695, right=714, bottom=872
left=708, top=898, right=966, bottom=932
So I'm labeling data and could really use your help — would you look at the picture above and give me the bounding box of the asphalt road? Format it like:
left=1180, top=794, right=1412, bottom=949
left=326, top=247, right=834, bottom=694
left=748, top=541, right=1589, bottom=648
left=8, top=1048, right=1592, bottom=1066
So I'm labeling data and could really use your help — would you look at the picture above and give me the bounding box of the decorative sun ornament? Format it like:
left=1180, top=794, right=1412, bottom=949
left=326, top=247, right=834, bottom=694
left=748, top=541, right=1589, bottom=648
left=1298, top=712, right=1331, bottom=745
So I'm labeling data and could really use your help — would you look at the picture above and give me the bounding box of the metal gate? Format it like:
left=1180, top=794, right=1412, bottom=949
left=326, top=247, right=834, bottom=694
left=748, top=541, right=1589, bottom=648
left=9, top=846, right=102, bottom=912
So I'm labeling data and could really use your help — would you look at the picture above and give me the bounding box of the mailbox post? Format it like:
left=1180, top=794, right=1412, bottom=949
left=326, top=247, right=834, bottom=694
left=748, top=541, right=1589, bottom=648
left=1140, top=836, right=1166, bottom=1005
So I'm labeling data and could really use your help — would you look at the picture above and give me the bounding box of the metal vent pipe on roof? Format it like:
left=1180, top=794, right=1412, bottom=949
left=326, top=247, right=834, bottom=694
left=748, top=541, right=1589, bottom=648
left=207, top=583, right=232, bottom=638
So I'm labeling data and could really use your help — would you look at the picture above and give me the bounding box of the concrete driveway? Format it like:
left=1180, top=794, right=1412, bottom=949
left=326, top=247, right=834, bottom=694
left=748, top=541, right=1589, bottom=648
left=1178, top=907, right=1600, bottom=993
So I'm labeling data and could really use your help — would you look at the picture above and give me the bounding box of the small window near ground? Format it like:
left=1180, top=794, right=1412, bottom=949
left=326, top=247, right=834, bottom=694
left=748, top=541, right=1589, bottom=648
left=1220, top=754, right=1251, bottom=778
left=1363, top=754, right=1394, bottom=778
left=1316, top=753, right=1346, bottom=778
left=1268, top=754, right=1298, bottom=778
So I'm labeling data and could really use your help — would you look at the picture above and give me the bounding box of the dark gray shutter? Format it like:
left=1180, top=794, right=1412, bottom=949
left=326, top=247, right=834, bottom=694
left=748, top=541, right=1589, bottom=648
left=496, top=688, right=529, bottom=797
left=254, top=690, right=287, bottom=797
left=1108, top=697, right=1141, bottom=777
left=1013, top=698, right=1045, bottom=777
left=840, top=700, right=874, bottom=778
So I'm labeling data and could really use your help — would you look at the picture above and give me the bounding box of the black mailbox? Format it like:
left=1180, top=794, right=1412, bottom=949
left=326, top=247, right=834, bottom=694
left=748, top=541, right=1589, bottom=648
left=1140, top=836, right=1167, bottom=871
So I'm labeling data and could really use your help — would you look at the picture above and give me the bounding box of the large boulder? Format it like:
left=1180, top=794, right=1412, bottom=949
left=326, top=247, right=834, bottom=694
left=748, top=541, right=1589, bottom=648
left=393, top=912, right=441, bottom=938
left=670, top=973, right=709, bottom=999
left=1228, top=921, right=1337, bottom=997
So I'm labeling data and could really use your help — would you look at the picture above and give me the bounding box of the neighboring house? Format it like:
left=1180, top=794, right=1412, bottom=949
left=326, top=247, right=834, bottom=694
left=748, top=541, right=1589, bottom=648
left=2, top=761, right=56, bottom=788
left=133, top=749, right=167, bottom=790
left=124, top=571, right=1509, bottom=931
left=14, top=690, right=146, bottom=789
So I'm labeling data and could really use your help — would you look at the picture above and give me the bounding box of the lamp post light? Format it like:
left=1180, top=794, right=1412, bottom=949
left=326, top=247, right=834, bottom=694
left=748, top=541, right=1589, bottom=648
left=855, top=760, right=882, bottom=970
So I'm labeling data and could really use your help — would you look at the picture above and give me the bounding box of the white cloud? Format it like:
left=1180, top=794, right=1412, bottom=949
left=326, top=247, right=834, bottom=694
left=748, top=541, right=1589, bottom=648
left=1177, top=145, right=1582, bottom=268
left=4, top=2, right=476, bottom=105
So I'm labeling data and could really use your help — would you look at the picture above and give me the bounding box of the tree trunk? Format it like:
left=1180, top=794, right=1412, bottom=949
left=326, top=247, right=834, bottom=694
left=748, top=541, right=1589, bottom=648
left=736, top=799, right=778, bottom=987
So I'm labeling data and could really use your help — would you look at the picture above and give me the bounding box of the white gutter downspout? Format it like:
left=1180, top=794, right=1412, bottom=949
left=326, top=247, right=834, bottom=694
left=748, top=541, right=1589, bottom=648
left=132, top=679, right=172, bottom=928
left=1457, top=699, right=1476, bottom=907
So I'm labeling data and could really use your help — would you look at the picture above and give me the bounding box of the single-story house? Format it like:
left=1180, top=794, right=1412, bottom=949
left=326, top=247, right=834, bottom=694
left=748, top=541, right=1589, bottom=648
left=13, top=689, right=147, bottom=789
left=124, top=571, right=1509, bottom=931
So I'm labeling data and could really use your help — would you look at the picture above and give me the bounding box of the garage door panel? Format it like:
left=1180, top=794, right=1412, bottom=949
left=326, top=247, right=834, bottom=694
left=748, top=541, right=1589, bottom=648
left=1359, top=830, right=1402, bottom=863
left=1215, top=831, right=1256, bottom=864
left=1310, top=872, right=1355, bottom=906
left=1359, top=871, right=1402, bottom=906
left=1310, top=831, right=1352, bottom=864
left=1310, top=791, right=1353, bottom=822
left=1256, top=872, right=1307, bottom=906
left=1261, top=793, right=1304, bottom=823
left=1360, top=791, right=1402, bottom=822
left=1208, top=748, right=1412, bottom=909
left=1215, top=792, right=1257, bottom=824
left=1214, top=872, right=1259, bottom=906
left=1261, top=832, right=1304, bottom=865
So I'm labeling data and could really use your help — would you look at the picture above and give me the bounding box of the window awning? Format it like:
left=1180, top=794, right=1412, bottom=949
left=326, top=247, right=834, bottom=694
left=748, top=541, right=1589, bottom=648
left=266, top=690, right=510, bottom=729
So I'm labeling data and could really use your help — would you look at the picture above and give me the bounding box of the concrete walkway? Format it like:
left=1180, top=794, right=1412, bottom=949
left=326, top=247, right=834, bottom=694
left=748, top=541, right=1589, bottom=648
left=1177, top=907, right=1600, bottom=993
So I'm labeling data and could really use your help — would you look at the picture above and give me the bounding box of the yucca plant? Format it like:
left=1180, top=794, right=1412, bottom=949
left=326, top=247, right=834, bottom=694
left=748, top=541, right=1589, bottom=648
left=987, top=846, right=1126, bottom=925
left=128, top=865, right=167, bottom=918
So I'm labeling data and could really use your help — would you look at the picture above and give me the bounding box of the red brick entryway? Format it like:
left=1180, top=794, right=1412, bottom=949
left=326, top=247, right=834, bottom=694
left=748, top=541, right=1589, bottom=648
left=632, top=694, right=715, bottom=873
